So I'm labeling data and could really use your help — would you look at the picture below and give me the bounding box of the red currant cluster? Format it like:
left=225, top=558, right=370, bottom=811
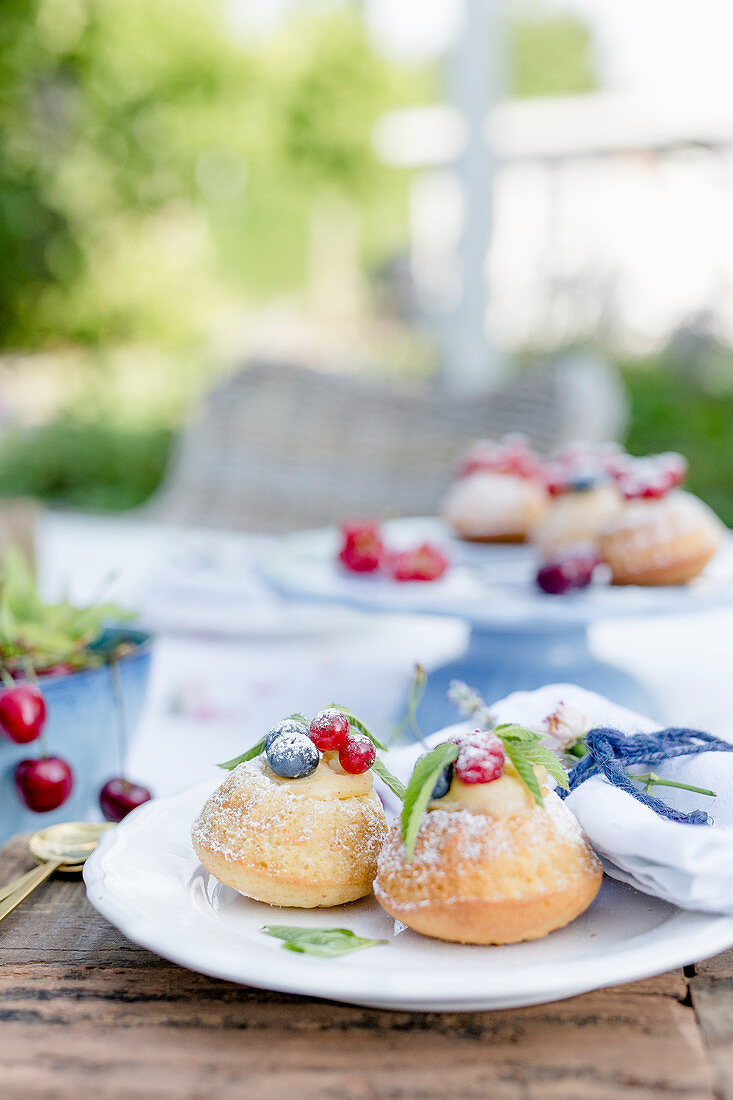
left=338, top=521, right=449, bottom=582
left=607, top=452, right=688, bottom=501
left=0, top=674, right=150, bottom=820
left=456, top=435, right=544, bottom=481
left=309, top=709, right=376, bottom=774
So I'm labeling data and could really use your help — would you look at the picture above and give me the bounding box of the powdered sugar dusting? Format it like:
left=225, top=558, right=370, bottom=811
left=192, top=757, right=386, bottom=866
left=375, top=792, right=598, bottom=911
left=602, top=491, right=723, bottom=563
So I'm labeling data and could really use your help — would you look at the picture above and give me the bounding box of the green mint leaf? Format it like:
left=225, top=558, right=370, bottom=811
left=217, top=736, right=266, bottom=770
left=401, top=742, right=459, bottom=862
left=288, top=712, right=310, bottom=724
left=501, top=738, right=544, bottom=806
left=520, top=742, right=570, bottom=791
left=493, top=724, right=570, bottom=800
left=494, top=723, right=541, bottom=741
left=262, top=926, right=387, bottom=957
left=371, top=756, right=406, bottom=801
left=329, top=705, right=388, bottom=751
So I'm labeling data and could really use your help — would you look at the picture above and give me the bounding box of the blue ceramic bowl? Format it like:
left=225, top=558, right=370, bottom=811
left=0, top=627, right=153, bottom=842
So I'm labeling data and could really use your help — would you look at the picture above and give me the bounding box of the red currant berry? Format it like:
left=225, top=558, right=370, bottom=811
left=338, top=520, right=384, bottom=573
left=0, top=685, right=46, bottom=744
left=99, top=778, right=152, bottom=822
left=455, top=733, right=505, bottom=784
left=309, top=708, right=350, bottom=751
left=14, top=756, right=73, bottom=812
left=387, top=543, right=449, bottom=582
left=338, top=733, right=376, bottom=774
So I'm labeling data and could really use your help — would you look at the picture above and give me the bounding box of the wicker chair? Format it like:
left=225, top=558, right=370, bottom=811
left=149, top=355, right=627, bottom=533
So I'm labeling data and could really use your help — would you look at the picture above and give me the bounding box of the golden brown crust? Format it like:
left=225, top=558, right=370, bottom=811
left=601, top=530, right=719, bottom=585
left=377, top=877, right=602, bottom=945
left=191, top=838, right=375, bottom=907
left=599, top=491, right=723, bottom=586
left=457, top=531, right=527, bottom=544
left=192, top=760, right=388, bottom=908
left=604, top=543, right=717, bottom=585
left=374, top=795, right=602, bottom=945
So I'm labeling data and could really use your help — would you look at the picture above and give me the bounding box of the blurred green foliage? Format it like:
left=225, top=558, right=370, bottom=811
left=0, top=2, right=596, bottom=352
left=0, top=2, right=615, bottom=518
left=508, top=12, right=595, bottom=97
left=0, top=1, right=429, bottom=347
left=622, top=365, right=733, bottom=526
left=0, top=420, right=173, bottom=511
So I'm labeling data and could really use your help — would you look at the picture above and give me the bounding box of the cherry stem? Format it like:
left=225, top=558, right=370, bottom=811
left=109, top=659, right=128, bottom=778
left=632, top=770, right=717, bottom=799
left=390, top=663, right=427, bottom=746
left=21, top=656, right=39, bottom=687
left=21, top=656, right=47, bottom=758
left=0, top=665, right=14, bottom=690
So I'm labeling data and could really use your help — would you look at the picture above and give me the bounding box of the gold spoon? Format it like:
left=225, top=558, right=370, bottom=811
left=0, top=822, right=113, bottom=922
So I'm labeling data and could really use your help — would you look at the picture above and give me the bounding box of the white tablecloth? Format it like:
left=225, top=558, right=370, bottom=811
left=38, top=511, right=733, bottom=799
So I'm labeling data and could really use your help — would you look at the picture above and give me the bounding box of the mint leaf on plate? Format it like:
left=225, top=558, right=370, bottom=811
left=262, top=925, right=387, bottom=957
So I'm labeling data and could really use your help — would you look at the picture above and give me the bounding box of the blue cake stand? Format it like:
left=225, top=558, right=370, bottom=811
left=260, top=518, right=733, bottom=733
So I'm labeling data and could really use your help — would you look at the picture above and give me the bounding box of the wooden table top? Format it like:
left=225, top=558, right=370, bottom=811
left=0, top=833, right=731, bottom=1099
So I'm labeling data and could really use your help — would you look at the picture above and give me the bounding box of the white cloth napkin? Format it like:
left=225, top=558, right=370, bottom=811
left=383, top=684, right=733, bottom=915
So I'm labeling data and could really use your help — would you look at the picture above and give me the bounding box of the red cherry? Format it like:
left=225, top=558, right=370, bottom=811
left=14, top=756, right=73, bottom=812
left=99, top=777, right=152, bottom=822
left=0, top=685, right=46, bottom=744
left=338, top=733, right=376, bottom=774
left=338, top=520, right=384, bottom=573
left=536, top=553, right=599, bottom=595
left=309, top=708, right=349, bottom=751
left=387, top=543, right=449, bottom=582
left=454, top=731, right=505, bottom=784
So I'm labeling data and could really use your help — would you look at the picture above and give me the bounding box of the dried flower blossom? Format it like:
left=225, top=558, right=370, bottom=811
left=447, top=680, right=495, bottom=730
left=540, top=701, right=592, bottom=752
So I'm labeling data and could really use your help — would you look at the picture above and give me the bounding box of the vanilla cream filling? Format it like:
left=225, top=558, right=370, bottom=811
left=262, top=750, right=373, bottom=799
left=428, top=763, right=546, bottom=817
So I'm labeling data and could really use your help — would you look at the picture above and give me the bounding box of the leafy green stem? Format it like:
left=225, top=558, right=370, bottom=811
left=632, top=771, right=717, bottom=799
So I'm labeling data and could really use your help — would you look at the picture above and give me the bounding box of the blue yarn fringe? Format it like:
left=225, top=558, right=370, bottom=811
left=557, top=727, right=733, bottom=825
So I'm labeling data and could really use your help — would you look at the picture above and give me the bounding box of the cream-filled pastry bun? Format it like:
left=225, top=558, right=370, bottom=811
left=535, top=476, right=621, bottom=558
left=192, top=714, right=389, bottom=907
left=535, top=445, right=626, bottom=558
left=442, top=436, right=548, bottom=543
left=599, top=489, right=724, bottom=586
left=375, top=730, right=602, bottom=944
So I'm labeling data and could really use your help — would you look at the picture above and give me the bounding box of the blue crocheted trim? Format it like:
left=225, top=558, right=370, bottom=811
left=557, top=726, right=733, bottom=825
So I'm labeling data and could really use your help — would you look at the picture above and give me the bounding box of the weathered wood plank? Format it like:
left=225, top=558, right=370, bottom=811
left=0, top=973, right=714, bottom=1099
left=696, top=950, right=733, bottom=981
left=690, top=971, right=733, bottom=1100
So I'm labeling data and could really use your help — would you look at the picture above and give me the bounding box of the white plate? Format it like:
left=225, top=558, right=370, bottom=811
left=84, top=777, right=733, bottom=1012
left=260, top=517, right=733, bottom=630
